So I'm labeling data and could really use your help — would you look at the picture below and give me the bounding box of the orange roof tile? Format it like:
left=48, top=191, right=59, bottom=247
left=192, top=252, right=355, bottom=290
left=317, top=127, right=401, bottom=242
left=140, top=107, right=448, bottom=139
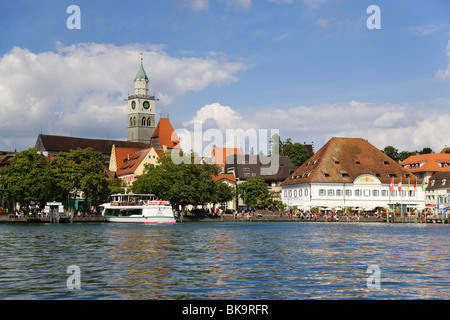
left=212, top=173, right=237, bottom=183
left=400, top=153, right=450, bottom=173
left=213, top=147, right=242, bottom=166
left=151, top=118, right=180, bottom=149
left=117, top=148, right=151, bottom=176
left=115, top=147, right=146, bottom=168
left=282, top=137, right=418, bottom=186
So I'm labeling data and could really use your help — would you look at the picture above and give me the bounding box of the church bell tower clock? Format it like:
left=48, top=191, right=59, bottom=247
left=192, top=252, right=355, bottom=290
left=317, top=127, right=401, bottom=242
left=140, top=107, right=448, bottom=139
left=127, top=57, right=156, bottom=143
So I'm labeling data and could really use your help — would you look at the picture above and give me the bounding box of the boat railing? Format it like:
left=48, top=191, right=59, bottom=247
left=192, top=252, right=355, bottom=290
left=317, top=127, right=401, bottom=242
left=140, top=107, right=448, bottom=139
left=111, top=200, right=170, bottom=206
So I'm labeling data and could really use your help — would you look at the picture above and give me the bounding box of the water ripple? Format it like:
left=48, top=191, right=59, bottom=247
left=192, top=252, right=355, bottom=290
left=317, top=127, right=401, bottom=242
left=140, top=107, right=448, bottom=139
left=0, top=222, right=449, bottom=299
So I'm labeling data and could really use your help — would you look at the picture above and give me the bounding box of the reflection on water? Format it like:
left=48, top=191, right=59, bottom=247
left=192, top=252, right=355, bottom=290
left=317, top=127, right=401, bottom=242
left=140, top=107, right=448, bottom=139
left=0, top=222, right=449, bottom=299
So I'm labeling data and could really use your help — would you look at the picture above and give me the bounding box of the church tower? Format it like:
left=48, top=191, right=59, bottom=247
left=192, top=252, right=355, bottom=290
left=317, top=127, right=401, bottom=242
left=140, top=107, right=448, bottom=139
left=127, top=58, right=156, bottom=143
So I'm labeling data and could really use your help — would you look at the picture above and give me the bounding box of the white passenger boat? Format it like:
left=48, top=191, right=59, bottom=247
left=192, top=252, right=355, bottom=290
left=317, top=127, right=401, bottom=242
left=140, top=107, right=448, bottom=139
left=101, top=194, right=176, bottom=223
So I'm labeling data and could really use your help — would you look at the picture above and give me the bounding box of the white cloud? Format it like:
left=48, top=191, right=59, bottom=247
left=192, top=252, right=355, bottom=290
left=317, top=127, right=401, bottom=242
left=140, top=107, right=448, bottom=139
left=0, top=43, right=245, bottom=151
left=180, top=100, right=450, bottom=154
left=176, top=0, right=209, bottom=12
left=435, top=39, right=450, bottom=81
left=185, top=102, right=243, bottom=130
left=175, top=0, right=251, bottom=12
left=268, top=0, right=327, bottom=8
left=300, top=0, right=328, bottom=9
left=408, top=24, right=444, bottom=36
left=226, top=0, right=252, bottom=11
left=268, top=0, right=293, bottom=4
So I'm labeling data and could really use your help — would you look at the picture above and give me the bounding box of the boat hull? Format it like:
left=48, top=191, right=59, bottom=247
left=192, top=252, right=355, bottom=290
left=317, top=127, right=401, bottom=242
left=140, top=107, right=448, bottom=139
left=101, top=204, right=176, bottom=224
left=104, top=216, right=176, bottom=223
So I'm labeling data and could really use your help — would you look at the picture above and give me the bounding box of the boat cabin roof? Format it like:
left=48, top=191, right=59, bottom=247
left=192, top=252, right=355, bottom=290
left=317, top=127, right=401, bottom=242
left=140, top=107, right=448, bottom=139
left=111, top=194, right=156, bottom=202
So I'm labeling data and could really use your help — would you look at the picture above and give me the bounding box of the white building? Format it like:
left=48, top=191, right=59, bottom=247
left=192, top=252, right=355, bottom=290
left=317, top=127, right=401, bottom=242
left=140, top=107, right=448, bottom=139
left=281, top=137, right=425, bottom=212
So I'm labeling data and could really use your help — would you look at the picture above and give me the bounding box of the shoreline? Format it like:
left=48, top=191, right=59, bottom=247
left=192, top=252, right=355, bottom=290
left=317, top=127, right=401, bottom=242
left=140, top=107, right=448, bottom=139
left=0, top=214, right=446, bottom=224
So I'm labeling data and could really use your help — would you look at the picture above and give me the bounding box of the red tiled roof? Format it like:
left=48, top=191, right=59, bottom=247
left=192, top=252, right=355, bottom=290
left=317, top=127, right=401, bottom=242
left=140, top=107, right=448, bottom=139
left=151, top=118, right=180, bottom=149
left=115, top=147, right=145, bottom=167
left=400, top=153, right=450, bottom=173
left=212, top=173, right=237, bottom=183
left=213, top=147, right=242, bottom=166
left=117, top=148, right=151, bottom=176
left=282, top=137, right=418, bottom=186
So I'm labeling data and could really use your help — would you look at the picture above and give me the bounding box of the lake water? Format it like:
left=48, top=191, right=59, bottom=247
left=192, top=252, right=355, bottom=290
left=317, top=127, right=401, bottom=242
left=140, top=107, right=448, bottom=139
left=0, top=221, right=449, bottom=300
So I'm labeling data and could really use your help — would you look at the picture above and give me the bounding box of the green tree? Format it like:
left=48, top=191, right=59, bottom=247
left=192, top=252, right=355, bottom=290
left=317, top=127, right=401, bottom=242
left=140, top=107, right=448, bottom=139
left=212, top=181, right=235, bottom=209
left=398, top=150, right=417, bottom=162
left=133, top=152, right=235, bottom=210
left=382, top=146, right=399, bottom=162
left=269, top=133, right=281, bottom=156
left=237, top=177, right=271, bottom=209
left=2, top=148, right=56, bottom=209
left=51, top=148, right=108, bottom=209
left=419, top=147, right=433, bottom=154
left=283, top=142, right=313, bottom=166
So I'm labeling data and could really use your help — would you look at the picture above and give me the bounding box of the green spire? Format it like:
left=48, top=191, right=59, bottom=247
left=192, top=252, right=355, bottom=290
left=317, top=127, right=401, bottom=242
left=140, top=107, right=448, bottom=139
left=135, top=59, right=148, bottom=81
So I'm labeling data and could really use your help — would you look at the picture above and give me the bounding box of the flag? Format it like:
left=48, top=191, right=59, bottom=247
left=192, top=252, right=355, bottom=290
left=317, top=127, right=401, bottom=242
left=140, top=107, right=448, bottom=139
left=421, top=180, right=425, bottom=191
left=414, top=180, right=417, bottom=192
left=407, top=178, right=410, bottom=192
left=398, top=179, right=402, bottom=192
left=389, top=178, right=394, bottom=192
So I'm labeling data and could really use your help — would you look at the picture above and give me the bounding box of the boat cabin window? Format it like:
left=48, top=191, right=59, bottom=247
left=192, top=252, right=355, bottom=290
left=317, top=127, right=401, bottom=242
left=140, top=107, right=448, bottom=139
left=105, top=208, right=142, bottom=217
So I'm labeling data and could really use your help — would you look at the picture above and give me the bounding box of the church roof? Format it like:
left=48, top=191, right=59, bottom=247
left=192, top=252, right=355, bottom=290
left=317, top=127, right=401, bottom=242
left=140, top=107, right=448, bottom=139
left=135, top=61, right=148, bottom=81
left=149, top=118, right=180, bottom=150
left=35, top=134, right=149, bottom=156
left=281, top=137, right=418, bottom=186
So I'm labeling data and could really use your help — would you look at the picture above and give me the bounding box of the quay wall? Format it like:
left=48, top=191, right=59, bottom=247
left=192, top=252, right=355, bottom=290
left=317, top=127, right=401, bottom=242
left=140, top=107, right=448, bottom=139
left=1, top=214, right=447, bottom=224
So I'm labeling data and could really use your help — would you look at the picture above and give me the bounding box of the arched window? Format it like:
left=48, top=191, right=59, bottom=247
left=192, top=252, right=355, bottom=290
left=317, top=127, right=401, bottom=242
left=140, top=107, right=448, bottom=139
left=142, top=117, right=146, bottom=126
left=147, top=118, right=151, bottom=126
left=130, top=117, right=133, bottom=127
left=133, top=117, right=136, bottom=126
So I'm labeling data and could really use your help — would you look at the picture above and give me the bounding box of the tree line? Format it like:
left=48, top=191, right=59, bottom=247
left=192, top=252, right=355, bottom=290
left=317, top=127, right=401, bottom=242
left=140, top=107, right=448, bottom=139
left=382, top=146, right=434, bottom=162
left=132, top=152, right=284, bottom=211
left=1, top=146, right=299, bottom=213
left=270, top=134, right=314, bottom=166
left=0, top=148, right=121, bottom=211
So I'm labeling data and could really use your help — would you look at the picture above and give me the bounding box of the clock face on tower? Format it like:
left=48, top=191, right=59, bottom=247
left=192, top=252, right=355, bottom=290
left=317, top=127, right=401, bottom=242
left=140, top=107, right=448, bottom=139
left=131, top=101, right=136, bottom=109
left=143, top=101, right=150, bottom=109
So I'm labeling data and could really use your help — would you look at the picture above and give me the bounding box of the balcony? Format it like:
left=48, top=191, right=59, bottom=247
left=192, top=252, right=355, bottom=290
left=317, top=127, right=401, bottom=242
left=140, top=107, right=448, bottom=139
left=128, top=95, right=156, bottom=100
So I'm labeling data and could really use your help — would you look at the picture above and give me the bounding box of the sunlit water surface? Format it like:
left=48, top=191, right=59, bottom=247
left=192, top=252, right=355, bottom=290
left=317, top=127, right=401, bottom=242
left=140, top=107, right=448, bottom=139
left=0, top=222, right=448, bottom=299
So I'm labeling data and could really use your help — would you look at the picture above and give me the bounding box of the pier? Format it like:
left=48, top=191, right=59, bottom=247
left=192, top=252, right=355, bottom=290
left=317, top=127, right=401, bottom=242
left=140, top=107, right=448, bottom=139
left=1, top=212, right=449, bottom=224
left=0, top=214, right=106, bottom=224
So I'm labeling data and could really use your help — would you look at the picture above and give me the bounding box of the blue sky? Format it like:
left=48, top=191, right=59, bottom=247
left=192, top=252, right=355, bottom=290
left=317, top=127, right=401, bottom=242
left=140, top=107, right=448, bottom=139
left=0, top=0, right=449, bottom=153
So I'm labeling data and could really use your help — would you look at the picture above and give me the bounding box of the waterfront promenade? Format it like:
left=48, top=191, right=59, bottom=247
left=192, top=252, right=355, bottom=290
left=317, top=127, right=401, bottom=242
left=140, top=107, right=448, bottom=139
left=3, top=212, right=446, bottom=224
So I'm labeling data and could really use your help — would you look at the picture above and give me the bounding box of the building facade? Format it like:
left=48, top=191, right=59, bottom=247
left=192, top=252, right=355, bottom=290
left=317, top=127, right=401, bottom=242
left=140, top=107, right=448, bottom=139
left=224, top=154, right=298, bottom=202
left=400, top=153, right=450, bottom=188
left=281, top=137, right=426, bottom=212
left=425, top=171, right=450, bottom=214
